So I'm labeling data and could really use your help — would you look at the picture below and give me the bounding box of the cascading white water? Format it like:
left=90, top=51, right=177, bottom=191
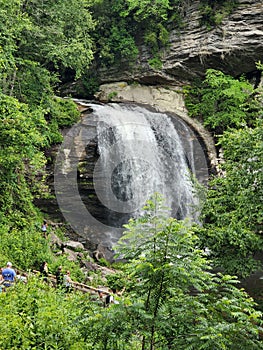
left=91, top=103, right=199, bottom=221
left=54, top=101, right=208, bottom=250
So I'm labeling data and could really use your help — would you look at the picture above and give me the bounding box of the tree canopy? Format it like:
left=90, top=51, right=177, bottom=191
left=78, top=196, right=263, bottom=349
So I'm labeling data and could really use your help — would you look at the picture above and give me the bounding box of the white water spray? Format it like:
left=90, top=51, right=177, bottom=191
left=91, top=103, right=198, bottom=220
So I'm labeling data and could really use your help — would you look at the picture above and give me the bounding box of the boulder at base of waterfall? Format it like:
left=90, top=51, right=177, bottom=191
left=49, top=232, right=63, bottom=249
left=82, top=260, right=98, bottom=271
left=64, top=240, right=85, bottom=251
left=93, top=249, right=105, bottom=262
left=93, top=243, right=115, bottom=262
left=63, top=248, right=81, bottom=262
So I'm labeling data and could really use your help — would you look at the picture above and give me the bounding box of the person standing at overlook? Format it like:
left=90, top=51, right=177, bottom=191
left=41, top=220, right=48, bottom=238
left=40, top=261, right=49, bottom=282
left=63, top=270, right=72, bottom=293
left=2, top=262, right=16, bottom=288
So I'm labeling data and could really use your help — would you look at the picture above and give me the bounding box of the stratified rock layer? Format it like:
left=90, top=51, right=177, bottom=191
left=98, top=0, right=263, bottom=85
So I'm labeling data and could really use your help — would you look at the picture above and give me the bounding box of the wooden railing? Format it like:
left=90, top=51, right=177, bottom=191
left=32, top=270, right=110, bottom=295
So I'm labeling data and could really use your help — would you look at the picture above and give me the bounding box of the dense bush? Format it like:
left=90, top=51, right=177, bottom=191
left=184, top=69, right=261, bottom=133
left=0, top=278, right=89, bottom=349
left=185, top=69, right=263, bottom=277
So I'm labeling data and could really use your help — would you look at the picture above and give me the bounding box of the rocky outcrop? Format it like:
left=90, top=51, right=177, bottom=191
left=98, top=0, right=263, bottom=85
left=164, top=0, right=263, bottom=80
left=63, top=240, right=85, bottom=252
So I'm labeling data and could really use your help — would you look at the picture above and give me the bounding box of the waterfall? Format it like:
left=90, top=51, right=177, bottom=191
left=91, top=103, right=199, bottom=221
left=54, top=102, right=208, bottom=248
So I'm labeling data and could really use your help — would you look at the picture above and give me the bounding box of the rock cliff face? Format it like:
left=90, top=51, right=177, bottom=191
left=94, top=0, right=263, bottom=169
left=98, top=0, right=263, bottom=85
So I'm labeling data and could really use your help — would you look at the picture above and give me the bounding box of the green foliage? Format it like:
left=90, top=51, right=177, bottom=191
left=45, top=97, right=81, bottom=128
left=198, top=120, right=263, bottom=277
left=185, top=68, right=263, bottom=278
left=0, top=221, right=52, bottom=271
left=91, top=0, right=183, bottom=68
left=123, top=0, right=171, bottom=21
left=0, top=0, right=94, bottom=99
left=0, top=94, right=47, bottom=216
left=199, top=0, right=238, bottom=29
left=0, top=278, right=89, bottom=349
left=148, top=57, right=163, bottom=70
left=11, top=60, right=56, bottom=107
left=1, top=196, right=262, bottom=350
left=90, top=0, right=239, bottom=70
left=0, top=0, right=31, bottom=94
left=106, top=270, right=127, bottom=291
left=256, top=60, right=263, bottom=71
left=108, top=91, right=118, bottom=101
left=0, top=216, right=85, bottom=281
left=78, top=195, right=263, bottom=349
left=1, top=4, right=263, bottom=347
left=90, top=0, right=138, bottom=67
left=0, top=90, right=80, bottom=220
left=185, top=69, right=261, bottom=132
left=20, top=0, right=95, bottom=79
left=49, top=254, right=86, bottom=282
left=108, top=25, right=139, bottom=61
left=80, top=74, right=100, bottom=98
left=123, top=0, right=179, bottom=53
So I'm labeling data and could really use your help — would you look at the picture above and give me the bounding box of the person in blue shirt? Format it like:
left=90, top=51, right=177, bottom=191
left=2, top=262, right=16, bottom=287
